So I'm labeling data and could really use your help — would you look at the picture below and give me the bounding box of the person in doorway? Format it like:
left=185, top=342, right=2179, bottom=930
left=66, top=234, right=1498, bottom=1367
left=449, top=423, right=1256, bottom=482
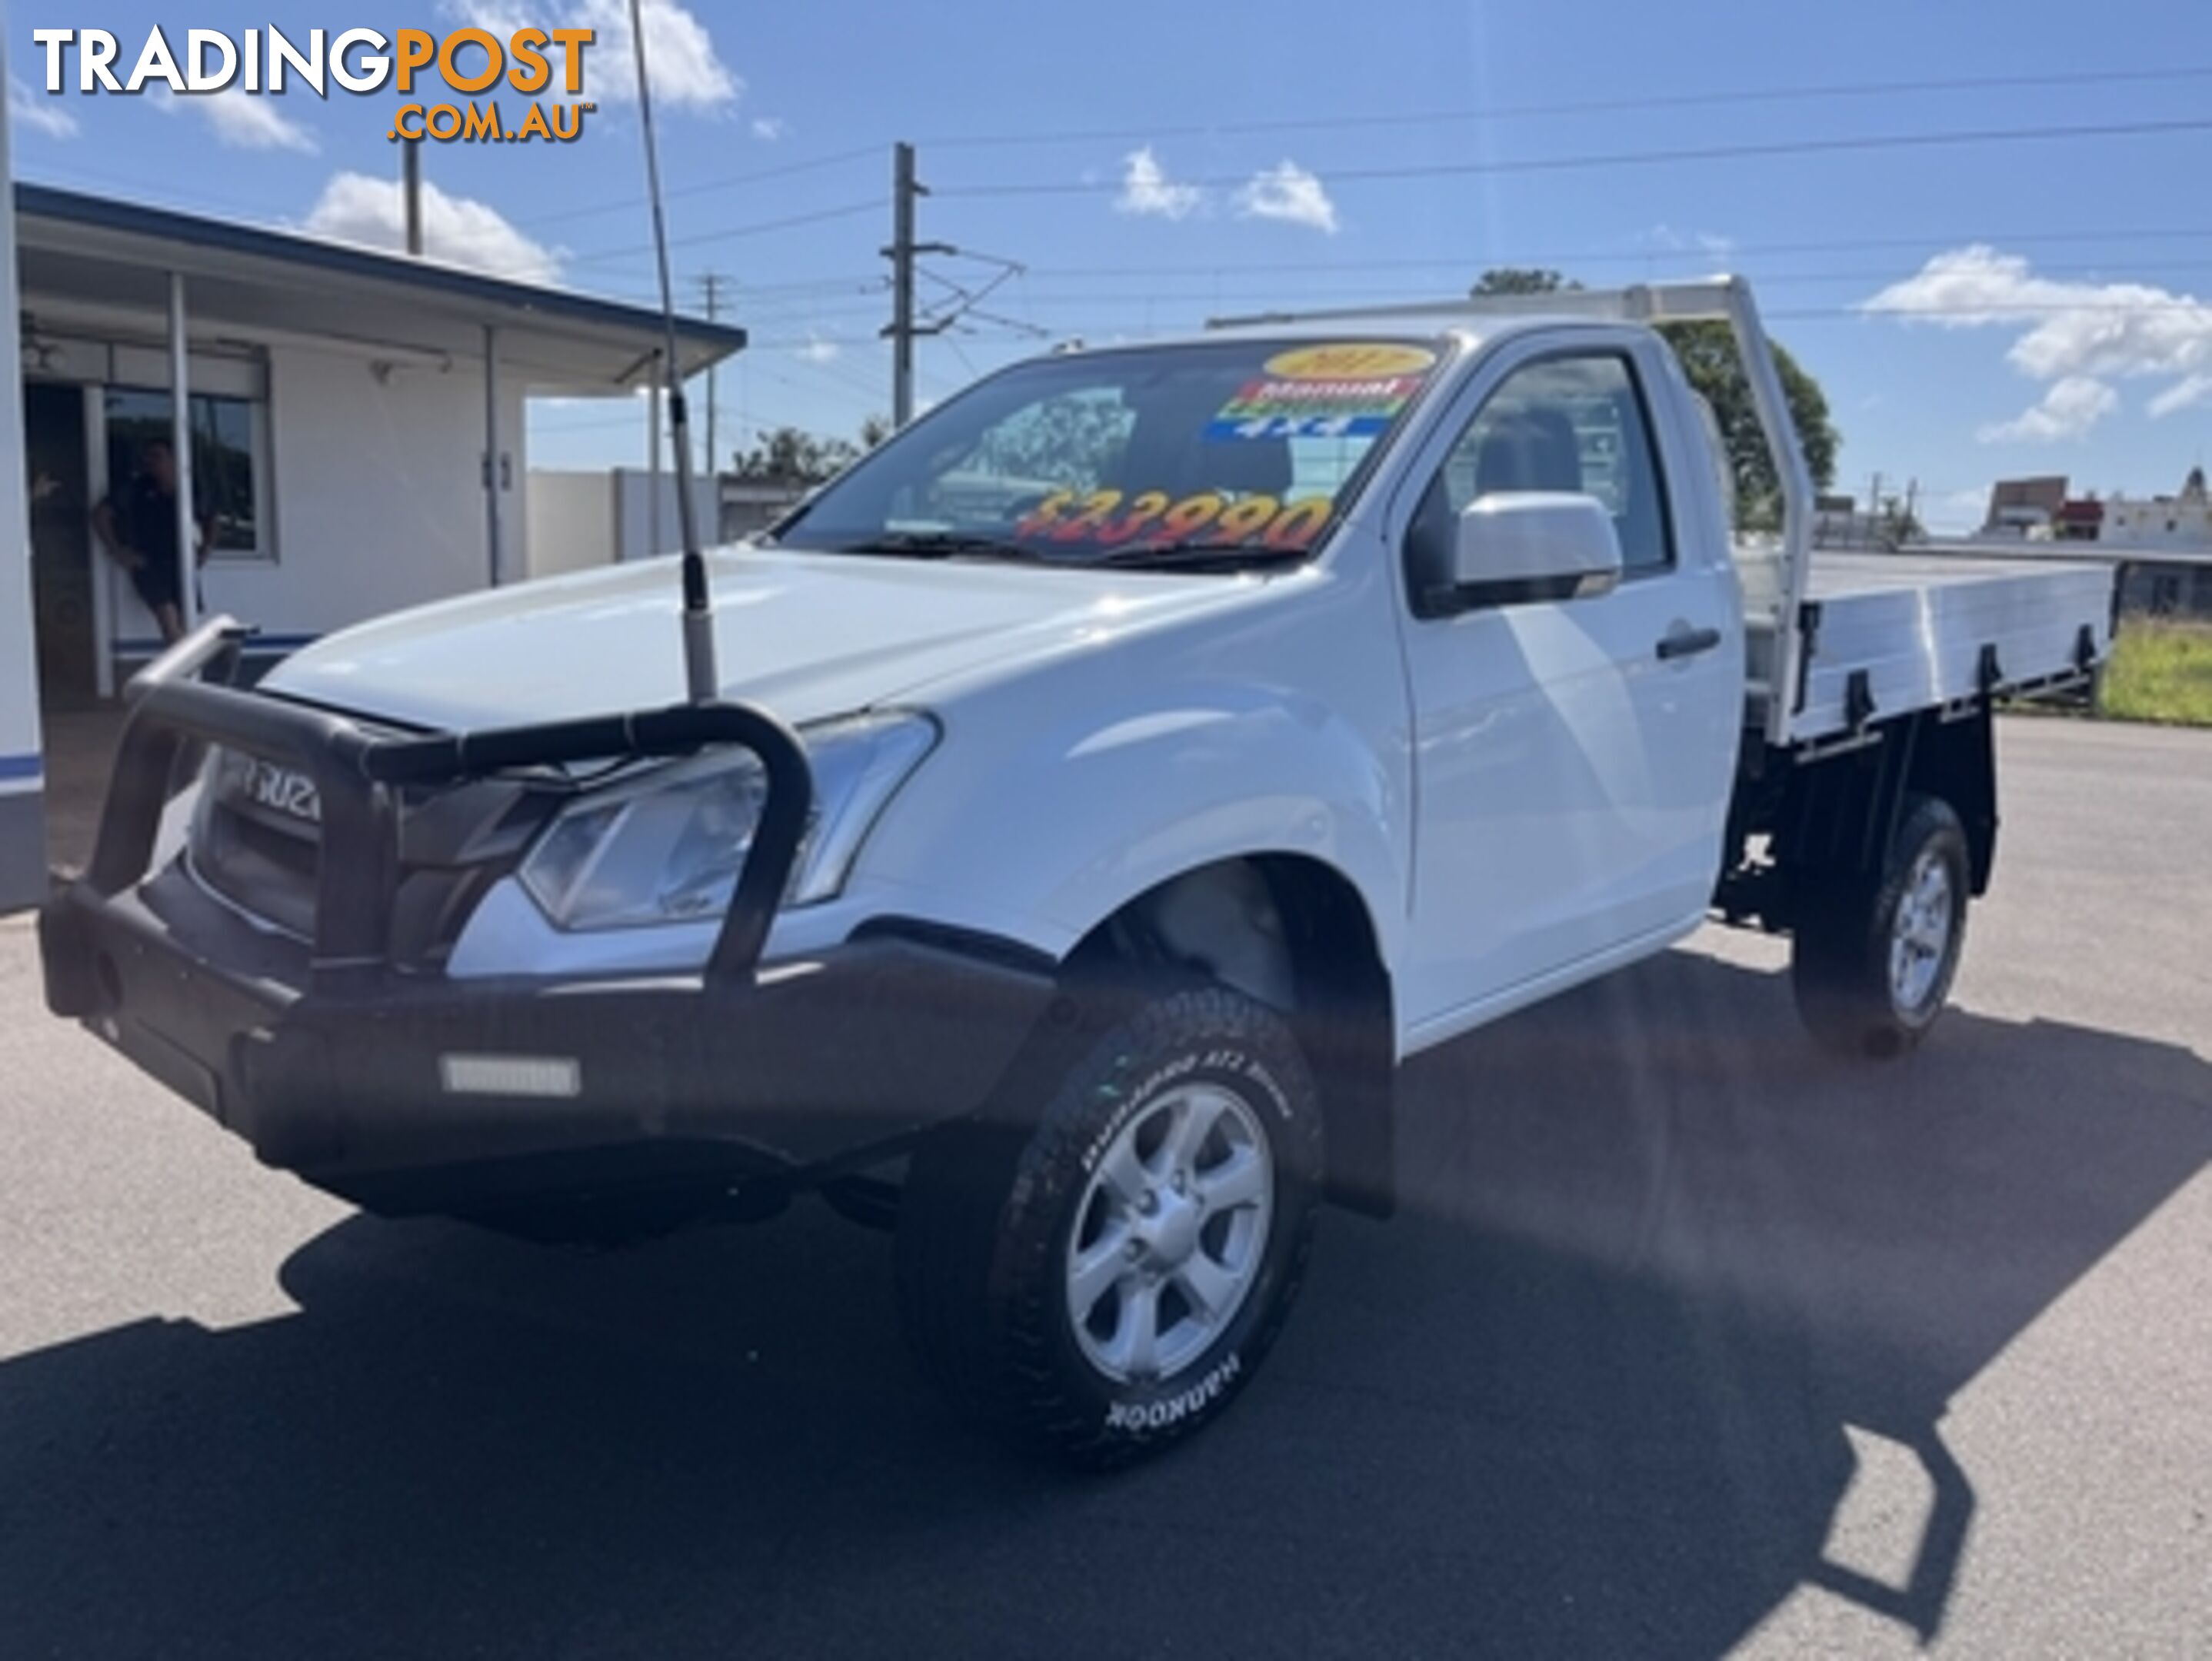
left=92, top=438, right=212, bottom=645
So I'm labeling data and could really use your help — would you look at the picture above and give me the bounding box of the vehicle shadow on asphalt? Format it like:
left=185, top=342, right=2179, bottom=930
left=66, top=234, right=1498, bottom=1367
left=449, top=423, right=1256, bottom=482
left=2, top=949, right=2205, bottom=1659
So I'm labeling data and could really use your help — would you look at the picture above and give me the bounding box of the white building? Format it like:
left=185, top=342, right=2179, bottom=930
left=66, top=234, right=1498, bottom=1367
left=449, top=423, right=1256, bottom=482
left=526, top=468, right=722, bottom=579
left=525, top=469, right=811, bottom=578
left=2, top=181, right=745, bottom=910
left=2102, top=466, right=2212, bottom=550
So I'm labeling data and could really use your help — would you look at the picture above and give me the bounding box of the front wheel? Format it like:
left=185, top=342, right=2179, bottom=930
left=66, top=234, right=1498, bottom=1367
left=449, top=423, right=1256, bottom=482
left=896, top=984, right=1322, bottom=1467
left=1791, top=794, right=1970, bottom=1059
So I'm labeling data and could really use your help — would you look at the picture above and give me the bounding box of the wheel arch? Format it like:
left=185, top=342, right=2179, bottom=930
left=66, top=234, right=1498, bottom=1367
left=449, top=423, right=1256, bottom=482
left=1904, top=703, right=1997, bottom=894
left=1061, top=853, right=1397, bottom=1218
left=1763, top=701, right=2000, bottom=909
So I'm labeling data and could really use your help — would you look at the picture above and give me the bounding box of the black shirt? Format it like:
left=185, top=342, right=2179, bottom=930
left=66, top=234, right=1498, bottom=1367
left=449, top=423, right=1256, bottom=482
left=116, top=474, right=182, bottom=572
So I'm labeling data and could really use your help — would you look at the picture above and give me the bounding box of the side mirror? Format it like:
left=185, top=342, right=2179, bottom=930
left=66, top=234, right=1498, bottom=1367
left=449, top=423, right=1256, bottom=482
left=1444, top=491, right=1624, bottom=612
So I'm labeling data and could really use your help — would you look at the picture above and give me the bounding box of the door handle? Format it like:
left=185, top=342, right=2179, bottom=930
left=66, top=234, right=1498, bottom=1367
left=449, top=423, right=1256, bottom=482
left=1657, top=624, right=1723, bottom=661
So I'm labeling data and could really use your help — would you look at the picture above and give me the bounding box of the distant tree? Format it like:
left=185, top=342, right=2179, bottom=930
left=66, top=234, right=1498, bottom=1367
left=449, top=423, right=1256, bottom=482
left=1467, top=268, right=1839, bottom=528
left=1876, top=494, right=1924, bottom=549
left=728, top=426, right=848, bottom=484
left=1471, top=268, right=1581, bottom=296
left=730, top=418, right=890, bottom=485
left=1659, top=322, right=1838, bottom=529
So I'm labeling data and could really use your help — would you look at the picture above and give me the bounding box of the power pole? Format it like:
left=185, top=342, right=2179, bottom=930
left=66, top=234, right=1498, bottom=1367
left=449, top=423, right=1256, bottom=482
left=699, top=271, right=724, bottom=475
left=402, top=137, right=424, bottom=256
left=882, top=141, right=952, bottom=428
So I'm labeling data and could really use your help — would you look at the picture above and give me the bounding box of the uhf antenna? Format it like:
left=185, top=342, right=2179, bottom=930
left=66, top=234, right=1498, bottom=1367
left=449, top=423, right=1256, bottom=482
left=628, top=0, right=717, bottom=704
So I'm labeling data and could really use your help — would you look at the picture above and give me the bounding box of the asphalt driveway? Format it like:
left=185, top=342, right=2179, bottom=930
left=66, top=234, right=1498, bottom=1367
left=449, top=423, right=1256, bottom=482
left=2, top=717, right=2205, bottom=1659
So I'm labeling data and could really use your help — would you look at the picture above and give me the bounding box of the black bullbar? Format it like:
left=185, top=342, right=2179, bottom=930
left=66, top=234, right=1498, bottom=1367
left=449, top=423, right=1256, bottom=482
left=37, top=617, right=1057, bottom=1221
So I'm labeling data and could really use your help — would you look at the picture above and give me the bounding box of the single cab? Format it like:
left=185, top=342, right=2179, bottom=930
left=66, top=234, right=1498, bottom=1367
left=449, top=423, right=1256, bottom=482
left=42, top=280, right=2114, bottom=1463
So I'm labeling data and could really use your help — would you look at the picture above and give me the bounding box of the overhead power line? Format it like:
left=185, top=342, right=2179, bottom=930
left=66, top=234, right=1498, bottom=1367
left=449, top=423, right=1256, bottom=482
left=934, top=115, right=2212, bottom=198
left=517, top=143, right=884, bottom=231
left=655, top=231, right=2212, bottom=296
left=549, top=296, right=2212, bottom=364
left=553, top=234, right=2212, bottom=311
left=516, top=63, right=2212, bottom=235
left=999, top=229, right=2212, bottom=284
left=501, top=62, right=2212, bottom=253
left=694, top=296, right=2212, bottom=361
left=981, top=263, right=2212, bottom=308
left=866, top=298, right=2212, bottom=342
left=561, top=198, right=888, bottom=268
left=1782, top=298, right=2212, bottom=318
left=691, top=273, right=886, bottom=299
left=920, top=64, right=2212, bottom=150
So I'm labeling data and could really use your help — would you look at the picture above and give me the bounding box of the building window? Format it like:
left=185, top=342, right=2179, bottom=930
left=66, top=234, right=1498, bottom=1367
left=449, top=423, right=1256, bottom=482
left=103, top=388, right=273, bottom=561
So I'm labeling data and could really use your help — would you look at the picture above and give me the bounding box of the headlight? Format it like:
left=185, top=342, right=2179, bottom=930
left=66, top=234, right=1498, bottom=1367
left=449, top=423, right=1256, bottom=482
left=518, top=711, right=937, bottom=931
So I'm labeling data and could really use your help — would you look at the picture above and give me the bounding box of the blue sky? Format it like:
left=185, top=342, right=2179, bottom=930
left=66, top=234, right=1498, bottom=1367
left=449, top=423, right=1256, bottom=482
left=12, top=0, right=2212, bottom=530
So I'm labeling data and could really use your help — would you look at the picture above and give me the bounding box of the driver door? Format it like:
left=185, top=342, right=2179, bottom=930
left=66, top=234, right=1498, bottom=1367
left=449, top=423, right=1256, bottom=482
left=1394, top=335, right=1738, bottom=1041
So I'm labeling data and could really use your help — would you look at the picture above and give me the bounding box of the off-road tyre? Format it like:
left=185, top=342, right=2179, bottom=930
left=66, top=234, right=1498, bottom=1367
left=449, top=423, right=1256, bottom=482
left=897, top=984, right=1322, bottom=1468
left=1791, top=794, right=1971, bottom=1060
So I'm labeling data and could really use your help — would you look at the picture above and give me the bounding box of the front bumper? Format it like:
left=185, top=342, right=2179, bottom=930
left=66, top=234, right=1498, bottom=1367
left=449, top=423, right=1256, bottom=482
left=40, top=621, right=1054, bottom=1223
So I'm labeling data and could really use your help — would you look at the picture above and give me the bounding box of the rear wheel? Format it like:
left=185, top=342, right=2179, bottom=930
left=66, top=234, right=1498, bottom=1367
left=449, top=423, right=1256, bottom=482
left=896, top=984, right=1321, bottom=1467
left=1791, top=794, right=1970, bottom=1059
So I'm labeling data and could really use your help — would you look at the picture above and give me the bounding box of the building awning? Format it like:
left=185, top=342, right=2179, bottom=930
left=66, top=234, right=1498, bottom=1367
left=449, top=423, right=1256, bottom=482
left=13, top=182, right=745, bottom=393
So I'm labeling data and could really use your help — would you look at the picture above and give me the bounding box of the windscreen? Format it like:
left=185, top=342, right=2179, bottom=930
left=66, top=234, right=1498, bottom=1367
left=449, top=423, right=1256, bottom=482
left=771, top=338, right=1446, bottom=568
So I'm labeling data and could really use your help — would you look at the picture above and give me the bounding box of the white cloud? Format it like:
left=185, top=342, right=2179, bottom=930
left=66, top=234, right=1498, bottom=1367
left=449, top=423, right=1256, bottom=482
left=751, top=115, right=786, bottom=141
left=1116, top=147, right=1204, bottom=221
left=1977, top=375, right=2118, bottom=444
left=9, top=76, right=78, bottom=138
left=581, top=0, right=738, bottom=107
left=2147, top=373, right=2212, bottom=418
left=451, top=0, right=740, bottom=110
left=795, top=336, right=839, bottom=364
left=1864, top=245, right=2212, bottom=428
left=1926, top=486, right=1995, bottom=534
left=1109, top=149, right=1341, bottom=235
left=155, top=85, right=318, bottom=153
left=1234, top=160, right=1338, bottom=235
left=303, top=171, right=561, bottom=285
left=1645, top=224, right=1736, bottom=260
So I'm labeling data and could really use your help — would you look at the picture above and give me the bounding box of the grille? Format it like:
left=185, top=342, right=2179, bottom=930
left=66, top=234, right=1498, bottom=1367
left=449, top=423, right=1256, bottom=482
left=188, top=749, right=557, bottom=967
left=192, top=791, right=321, bottom=939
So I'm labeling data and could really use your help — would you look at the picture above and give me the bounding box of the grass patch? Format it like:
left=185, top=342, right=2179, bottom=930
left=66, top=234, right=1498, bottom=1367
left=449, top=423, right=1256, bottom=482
left=2100, top=620, right=2212, bottom=727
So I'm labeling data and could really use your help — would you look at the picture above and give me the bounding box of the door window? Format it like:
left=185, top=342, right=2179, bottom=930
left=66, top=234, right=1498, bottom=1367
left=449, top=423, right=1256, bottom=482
left=1407, top=351, right=1673, bottom=601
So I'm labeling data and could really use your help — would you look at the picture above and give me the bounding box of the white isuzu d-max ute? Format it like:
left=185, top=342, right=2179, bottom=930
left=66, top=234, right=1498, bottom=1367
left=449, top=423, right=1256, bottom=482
left=42, top=281, right=2114, bottom=1463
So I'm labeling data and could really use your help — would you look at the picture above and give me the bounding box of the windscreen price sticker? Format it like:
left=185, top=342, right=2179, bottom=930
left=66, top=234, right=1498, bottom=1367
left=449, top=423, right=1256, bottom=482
left=1205, top=374, right=1426, bottom=442
left=1015, top=489, right=1334, bottom=549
